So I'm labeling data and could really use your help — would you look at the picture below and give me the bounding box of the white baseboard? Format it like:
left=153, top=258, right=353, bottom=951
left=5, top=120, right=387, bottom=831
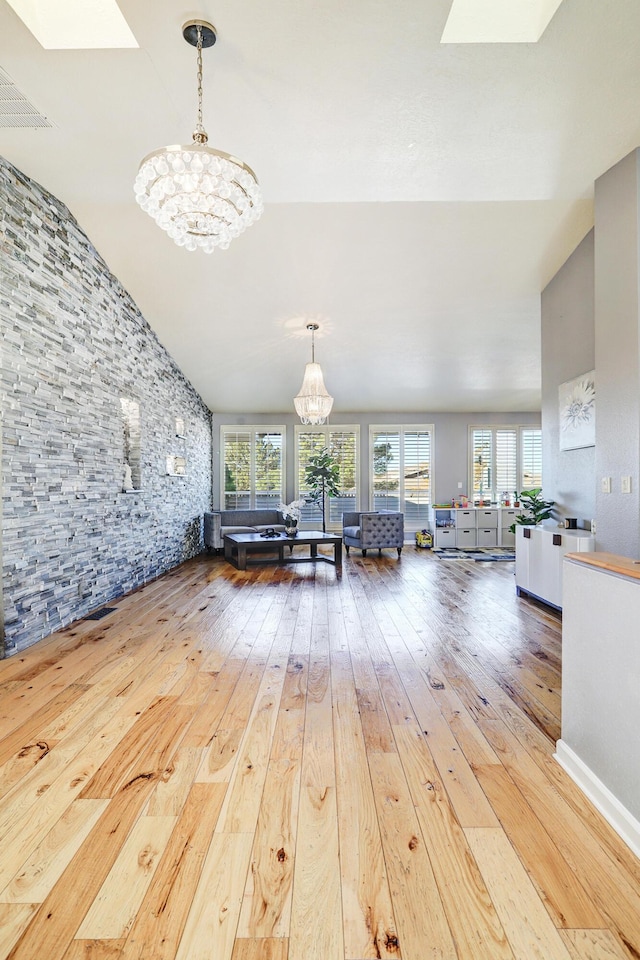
left=555, top=740, right=640, bottom=858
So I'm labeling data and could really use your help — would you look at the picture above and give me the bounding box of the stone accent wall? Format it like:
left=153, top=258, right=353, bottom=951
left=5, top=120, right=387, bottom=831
left=1, top=157, right=212, bottom=655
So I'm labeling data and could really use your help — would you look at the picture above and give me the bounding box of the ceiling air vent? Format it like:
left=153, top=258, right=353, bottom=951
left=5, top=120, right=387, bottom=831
left=0, top=66, right=52, bottom=128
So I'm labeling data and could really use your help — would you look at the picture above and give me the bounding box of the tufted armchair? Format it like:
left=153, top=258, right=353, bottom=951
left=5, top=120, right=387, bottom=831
left=342, top=511, right=404, bottom=558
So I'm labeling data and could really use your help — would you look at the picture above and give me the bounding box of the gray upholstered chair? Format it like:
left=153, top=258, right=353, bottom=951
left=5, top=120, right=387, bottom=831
left=342, top=511, right=404, bottom=558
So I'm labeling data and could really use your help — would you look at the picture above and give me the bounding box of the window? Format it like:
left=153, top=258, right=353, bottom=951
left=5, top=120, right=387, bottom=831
left=370, top=425, right=433, bottom=531
left=295, top=426, right=359, bottom=528
left=469, top=426, right=542, bottom=501
left=221, top=426, right=285, bottom=510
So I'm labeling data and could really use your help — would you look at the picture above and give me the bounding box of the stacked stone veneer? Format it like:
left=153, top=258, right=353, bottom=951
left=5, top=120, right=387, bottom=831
left=1, top=156, right=212, bottom=655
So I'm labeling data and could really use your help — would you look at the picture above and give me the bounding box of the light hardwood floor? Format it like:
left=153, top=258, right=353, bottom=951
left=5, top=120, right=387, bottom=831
left=1, top=547, right=639, bottom=960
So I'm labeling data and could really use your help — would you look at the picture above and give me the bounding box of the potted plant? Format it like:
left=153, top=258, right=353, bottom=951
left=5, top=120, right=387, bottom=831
left=509, top=488, right=554, bottom=533
left=278, top=499, right=306, bottom=537
left=303, top=447, right=340, bottom=533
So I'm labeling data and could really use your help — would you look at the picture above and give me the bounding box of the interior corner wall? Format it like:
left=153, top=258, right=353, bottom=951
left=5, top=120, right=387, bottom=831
left=1, top=157, right=212, bottom=655
left=593, top=149, right=640, bottom=558
left=541, top=229, right=595, bottom=527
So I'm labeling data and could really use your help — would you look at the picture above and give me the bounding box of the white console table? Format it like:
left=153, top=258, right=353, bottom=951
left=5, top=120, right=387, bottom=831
left=515, top=522, right=595, bottom=609
left=557, top=552, right=640, bottom=855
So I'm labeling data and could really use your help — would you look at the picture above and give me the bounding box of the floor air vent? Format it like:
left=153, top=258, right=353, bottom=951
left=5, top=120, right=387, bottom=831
left=84, top=607, right=117, bottom=621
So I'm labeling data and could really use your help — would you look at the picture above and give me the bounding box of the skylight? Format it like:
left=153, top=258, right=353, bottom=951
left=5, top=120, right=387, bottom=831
left=5, top=0, right=138, bottom=49
left=441, top=0, right=565, bottom=44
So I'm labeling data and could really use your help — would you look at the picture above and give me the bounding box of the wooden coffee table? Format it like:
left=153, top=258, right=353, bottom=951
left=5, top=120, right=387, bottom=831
left=223, top=530, right=342, bottom=573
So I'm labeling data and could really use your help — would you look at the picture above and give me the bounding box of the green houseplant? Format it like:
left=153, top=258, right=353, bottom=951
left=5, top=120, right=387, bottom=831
left=509, top=487, right=554, bottom=533
left=304, top=447, right=340, bottom=533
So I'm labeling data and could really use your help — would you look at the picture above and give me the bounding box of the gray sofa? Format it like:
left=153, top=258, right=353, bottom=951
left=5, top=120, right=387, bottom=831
left=342, top=511, right=404, bottom=557
left=204, top=509, right=286, bottom=551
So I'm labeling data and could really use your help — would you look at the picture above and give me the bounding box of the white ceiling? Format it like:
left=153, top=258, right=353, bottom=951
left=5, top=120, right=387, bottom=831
left=1, top=0, right=639, bottom=414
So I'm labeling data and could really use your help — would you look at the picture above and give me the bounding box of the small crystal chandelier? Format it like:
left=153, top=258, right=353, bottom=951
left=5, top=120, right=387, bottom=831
left=294, top=324, right=334, bottom=425
left=133, top=20, right=263, bottom=253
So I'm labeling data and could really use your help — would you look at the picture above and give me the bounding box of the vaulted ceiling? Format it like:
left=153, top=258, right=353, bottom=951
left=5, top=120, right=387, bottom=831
left=2, top=0, right=639, bottom=414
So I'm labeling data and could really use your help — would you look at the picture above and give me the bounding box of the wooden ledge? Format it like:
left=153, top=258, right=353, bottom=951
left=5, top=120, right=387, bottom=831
left=565, top=550, right=640, bottom=581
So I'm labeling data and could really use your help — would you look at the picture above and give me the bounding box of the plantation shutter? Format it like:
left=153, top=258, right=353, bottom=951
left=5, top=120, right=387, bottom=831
left=370, top=426, right=432, bottom=530
left=296, top=427, right=359, bottom=526
left=495, top=429, right=517, bottom=499
left=471, top=426, right=543, bottom=501
left=222, top=427, right=284, bottom=510
left=371, top=430, right=401, bottom=511
left=521, top=429, right=543, bottom=489
left=328, top=429, right=358, bottom=523
left=403, top=430, right=431, bottom=525
left=254, top=432, right=284, bottom=508
left=297, top=431, right=329, bottom=524
left=223, top=430, right=251, bottom=509
left=471, top=429, right=493, bottom=500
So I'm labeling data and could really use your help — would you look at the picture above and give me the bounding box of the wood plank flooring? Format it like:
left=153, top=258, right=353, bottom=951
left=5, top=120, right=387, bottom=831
left=1, top=547, right=639, bottom=960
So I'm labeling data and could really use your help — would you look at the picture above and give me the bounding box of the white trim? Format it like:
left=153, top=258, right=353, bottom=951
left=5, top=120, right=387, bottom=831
left=294, top=424, right=360, bottom=531
left=555, top=740, right=640, bottom=858
left=219, top=424, right=286, bottom=510
left=468, top=423, right=542, bottom=501
left=369, top=424, right=434, bottom=532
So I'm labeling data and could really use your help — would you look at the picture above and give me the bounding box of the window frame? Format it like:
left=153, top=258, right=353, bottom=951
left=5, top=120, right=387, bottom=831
left=219, top=424, right=286, bottom=511
left=468, top=424, right=542, bottom=502
left=369, top=424, right=434, bottom=532
left=294, top=424, right=360, bottom=530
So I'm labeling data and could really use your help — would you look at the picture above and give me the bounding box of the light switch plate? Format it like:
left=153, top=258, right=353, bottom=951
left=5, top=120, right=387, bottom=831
left=622, top=475, right=632, bottom=494
left=601, top=477, right=611, bottom=494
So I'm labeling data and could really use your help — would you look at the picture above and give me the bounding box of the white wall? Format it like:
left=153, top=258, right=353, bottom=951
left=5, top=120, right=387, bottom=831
left=541, top=230, right=596, bottom=527
left=594, top=150, right=640, bottom=557
left=560, top=559, right=640, bottom=847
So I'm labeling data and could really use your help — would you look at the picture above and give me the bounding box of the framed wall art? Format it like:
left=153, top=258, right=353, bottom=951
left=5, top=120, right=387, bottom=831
left=559, top=371, right=595, bottom=451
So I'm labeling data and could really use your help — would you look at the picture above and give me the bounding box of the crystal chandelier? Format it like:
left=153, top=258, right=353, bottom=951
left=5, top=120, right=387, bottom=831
left=294, top=324, right=334, bottom=424
left=133, top=20, right=263, bottom=253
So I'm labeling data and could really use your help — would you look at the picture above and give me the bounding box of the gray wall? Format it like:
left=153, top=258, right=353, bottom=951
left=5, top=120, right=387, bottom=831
left=212, top=410, right=541, bottom=510
left=1, top=157, right=212, bottom=656
left=594, top=150, right=640, bottom=557
left=541, top=230, right=596, bottom=528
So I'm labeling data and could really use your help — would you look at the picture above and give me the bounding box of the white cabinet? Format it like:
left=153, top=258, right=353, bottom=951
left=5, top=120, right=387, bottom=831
left=477, top=527, right=498, bottom=547
left=429, top=508, right=456, bottom=547
left=500, top=509, right=517, bottom=547
left=428, top=506, right=518, bottom=549
left=515, top=523, right=595, bottom=609
left=475, top=508, right=498, bottom=547
left=476, top=508, right=498, bottom=527
left=560, top=556, right=640, bottom=836
left=435, top=526, right=456, bottom=548
left=457, top=527, right=476, bottom=547
left=454, top=509, right=476, bottom=547
left=454, top=509, right=476, bottom=527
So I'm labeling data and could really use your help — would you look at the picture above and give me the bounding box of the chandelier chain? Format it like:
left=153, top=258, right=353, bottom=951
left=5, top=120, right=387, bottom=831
left=194, top=24, right=208, bottom=143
